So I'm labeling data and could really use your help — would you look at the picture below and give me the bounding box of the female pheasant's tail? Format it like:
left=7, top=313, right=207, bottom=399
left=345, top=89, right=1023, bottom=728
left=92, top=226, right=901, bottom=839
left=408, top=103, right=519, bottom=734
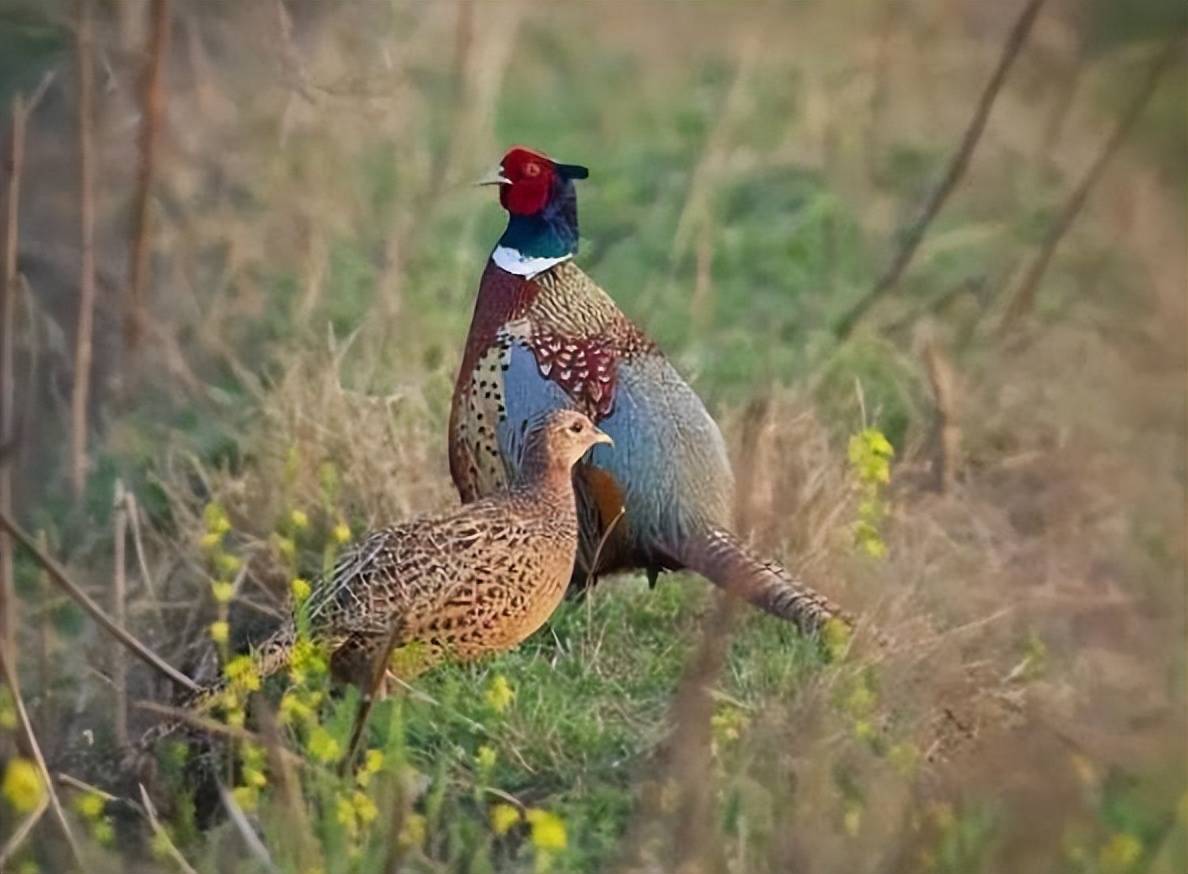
left=672, top=526, right=855, bottom=634
left=132, top=624, right=297, bottom=756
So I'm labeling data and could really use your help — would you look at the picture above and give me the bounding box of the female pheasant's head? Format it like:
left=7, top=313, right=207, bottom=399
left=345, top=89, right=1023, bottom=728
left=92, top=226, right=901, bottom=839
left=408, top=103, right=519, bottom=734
left=518, top=409, right=612, bottom=482
left=480, top=146, right=589, bottom=277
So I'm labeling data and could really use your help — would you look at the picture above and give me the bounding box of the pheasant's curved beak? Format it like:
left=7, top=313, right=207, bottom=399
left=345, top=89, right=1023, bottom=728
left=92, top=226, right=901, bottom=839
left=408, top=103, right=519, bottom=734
left=591, top=428, right=613, bottom=448
left=474, top=166, right=510, bottom=187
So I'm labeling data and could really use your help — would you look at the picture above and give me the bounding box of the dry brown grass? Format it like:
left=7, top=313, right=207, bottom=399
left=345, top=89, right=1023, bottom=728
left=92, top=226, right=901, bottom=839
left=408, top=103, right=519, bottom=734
left=0, top=0, right=1183, bottom=871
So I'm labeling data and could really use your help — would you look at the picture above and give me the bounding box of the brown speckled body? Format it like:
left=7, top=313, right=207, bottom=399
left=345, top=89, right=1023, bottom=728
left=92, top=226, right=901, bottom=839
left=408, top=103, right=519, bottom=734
left=140, top=412, right=609, bottom=749
left=450, top=260, right=652, bottom=503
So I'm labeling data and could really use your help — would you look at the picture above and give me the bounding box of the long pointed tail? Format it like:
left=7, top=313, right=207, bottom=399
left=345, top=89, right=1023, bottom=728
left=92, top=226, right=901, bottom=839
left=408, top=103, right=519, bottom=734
left=672, top=526, right=855, bottom=634
left=133, top=624, right=297, bottom=754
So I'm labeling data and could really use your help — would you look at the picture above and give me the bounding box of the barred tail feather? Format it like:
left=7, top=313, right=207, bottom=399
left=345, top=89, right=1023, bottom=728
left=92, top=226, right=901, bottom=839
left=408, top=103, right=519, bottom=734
left=132, top=624, right=297, bottom=754
left=674, top=526, right=854, bottom=634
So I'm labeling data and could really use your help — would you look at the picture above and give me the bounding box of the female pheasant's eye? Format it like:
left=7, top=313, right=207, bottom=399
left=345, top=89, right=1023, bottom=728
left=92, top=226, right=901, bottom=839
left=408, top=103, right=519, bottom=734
left=570, top=422, right=583, bottom=433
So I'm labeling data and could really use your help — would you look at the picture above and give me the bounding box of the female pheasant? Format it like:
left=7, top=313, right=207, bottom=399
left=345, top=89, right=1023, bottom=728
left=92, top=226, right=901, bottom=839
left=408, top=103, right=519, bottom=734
left=142, top=409, right=610, bottom=745
left=449, top=146, right=853, bottom=634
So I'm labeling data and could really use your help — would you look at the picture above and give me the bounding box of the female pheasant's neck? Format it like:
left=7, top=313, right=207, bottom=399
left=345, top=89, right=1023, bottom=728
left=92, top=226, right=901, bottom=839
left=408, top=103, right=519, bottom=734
left=493, top=210, right=578, bottom=278
left=513, top=458, right=575, bottom=501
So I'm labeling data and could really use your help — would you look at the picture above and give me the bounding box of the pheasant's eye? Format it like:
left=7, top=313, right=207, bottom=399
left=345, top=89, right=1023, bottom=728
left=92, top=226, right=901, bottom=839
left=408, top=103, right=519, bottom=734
left=569, top=422, right=583, bottom=433
left=523, top=162, right=542, bottom=178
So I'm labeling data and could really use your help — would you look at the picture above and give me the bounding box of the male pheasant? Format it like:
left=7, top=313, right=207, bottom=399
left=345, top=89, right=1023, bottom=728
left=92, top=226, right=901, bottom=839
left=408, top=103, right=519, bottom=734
left=141, top=409, right=610, bottom=747
left=449, top=146, right=853, bottom=634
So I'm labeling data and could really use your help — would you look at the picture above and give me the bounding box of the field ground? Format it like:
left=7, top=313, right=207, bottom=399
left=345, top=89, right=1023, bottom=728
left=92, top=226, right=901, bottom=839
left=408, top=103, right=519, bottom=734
left=0, top=1, right=1184, bottom=872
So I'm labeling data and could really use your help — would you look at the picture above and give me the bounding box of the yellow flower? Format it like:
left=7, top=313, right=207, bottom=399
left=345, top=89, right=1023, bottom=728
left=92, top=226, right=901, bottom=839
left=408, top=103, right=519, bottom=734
left=274, top=535, right=297, bottom=562
left=485, top=674, right=515, bottom=714
left=353, top=790, right=378, bottom=825
left=291, top=577, right=312, bottom=603
left=203, top=502, right=232, bottom=536
left=209, top=620, right=230, bottom=645
left=356, top=749, right=384, bottom=787
left=525, top=808, right=567, bottom=851
left=289, top=638, right=328, bottom=684
left=399, top=812, right=426, bottom=849
left=215, top=553, right=242, bottom=576
left=2, top=758, right=43, bottom=813
left=73, top=791, right=106, bottom=819
left=822, top=618, right=852, bottom=661
left=1099, top=832, right=1143, bottom=873
left=91, top=818, right=114, bottom=845
left=232, top=785, right=259, bottom=813
left=848, top=428, right=894, bottom=485
left=332, top=522, right=351, bottom=544
left=289, top=509, right=309, bottom=531
left=211, top=580, right=235, bottom=604
left=490, top=803, right=521, bottom=836
left=307, top=726, right=341, bottom=764
left=224, top=654, right=261, bottom=692
left=243, top=766, right=268, bottom=789
left=199, top=531, right=223, bottom=550
left=475, top=744, right=498, bottom=772
left=279, top=689, right=320, bottom=725
left=844, top=681, right=875, bottom=717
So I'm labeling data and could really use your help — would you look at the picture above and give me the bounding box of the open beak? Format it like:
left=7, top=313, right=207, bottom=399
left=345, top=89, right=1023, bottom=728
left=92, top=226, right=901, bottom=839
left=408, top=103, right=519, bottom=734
left=591, top=427, right=613, bottom=447
left=474, top=166, right=510, bottom=187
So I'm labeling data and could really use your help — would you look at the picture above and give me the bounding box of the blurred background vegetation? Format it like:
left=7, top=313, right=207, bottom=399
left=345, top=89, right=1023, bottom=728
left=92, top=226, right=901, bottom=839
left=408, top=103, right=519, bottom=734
left=0, top=0, right=1183, bottom=871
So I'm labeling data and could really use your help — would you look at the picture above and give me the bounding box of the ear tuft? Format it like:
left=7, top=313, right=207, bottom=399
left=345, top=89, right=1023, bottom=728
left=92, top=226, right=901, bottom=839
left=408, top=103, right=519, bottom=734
left=557, top=163, right=589, bottom=180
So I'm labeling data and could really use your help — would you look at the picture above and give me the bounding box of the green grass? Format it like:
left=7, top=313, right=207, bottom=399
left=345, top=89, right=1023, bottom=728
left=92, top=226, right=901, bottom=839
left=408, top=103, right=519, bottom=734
left=1, top=1, right=1184, bottom=872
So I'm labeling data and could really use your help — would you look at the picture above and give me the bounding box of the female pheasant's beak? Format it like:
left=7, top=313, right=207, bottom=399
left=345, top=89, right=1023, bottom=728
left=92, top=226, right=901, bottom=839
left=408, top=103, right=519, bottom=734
left=474, top=167, right=510, bottom=187
left=591, top=427, right=613, bottom=447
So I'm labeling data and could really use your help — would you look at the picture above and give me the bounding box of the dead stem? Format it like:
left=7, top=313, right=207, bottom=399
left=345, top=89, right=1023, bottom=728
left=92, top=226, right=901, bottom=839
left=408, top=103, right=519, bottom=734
left=113, top=479, right=130, bottom=746
left=834, top=0, right=1048, bottom=340
left=71, top=0, right=98, bottom=502
left=125, top=0, right=171, bottom=355
left=0, top=70, right=51, bottom=668
left=0, top=507, right=200, bottom=693
left=997, top=35, right=1184, bottom=334
left=0, top=643, right=84, bottom=867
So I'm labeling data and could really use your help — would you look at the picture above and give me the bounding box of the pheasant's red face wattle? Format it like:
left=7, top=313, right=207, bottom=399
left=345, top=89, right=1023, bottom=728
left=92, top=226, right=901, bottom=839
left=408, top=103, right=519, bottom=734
left=499, top=147, right=557, bottom=216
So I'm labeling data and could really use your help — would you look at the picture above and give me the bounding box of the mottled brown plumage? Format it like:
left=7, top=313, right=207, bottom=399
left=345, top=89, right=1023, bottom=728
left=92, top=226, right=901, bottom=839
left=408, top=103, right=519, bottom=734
left=141, top=409, right=610, bottom=747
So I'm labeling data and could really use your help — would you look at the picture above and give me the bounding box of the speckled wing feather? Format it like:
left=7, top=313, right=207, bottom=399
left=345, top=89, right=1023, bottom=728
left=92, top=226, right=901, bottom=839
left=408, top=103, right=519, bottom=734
left=451, top=259, right=857, bottom=633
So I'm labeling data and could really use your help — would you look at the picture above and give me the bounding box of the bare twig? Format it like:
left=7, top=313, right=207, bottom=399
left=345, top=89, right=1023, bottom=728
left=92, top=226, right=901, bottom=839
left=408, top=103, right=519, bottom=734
left=919, top=326, right=960, bottom=492
left=126, top=0, right=170, bottom=354
left=0, top=507, right=199, bottom=693
left=139, top=783, right=200, bottom=874
left=0, top=70, right=51, bottom=666
left=56, top=771, right=122, bottom=803
left=218, top=782, right=281, bottom=873
left=256, top=702, right=321, bottom=871
left=0, top=96, right=26, bottom=663
left=0, top=644, right=84, bottom=867
left=134, top=700, right=314, bottom=772
left=834, top=0, right=1047, bottom=339
left=0, top=793, right=48, bottom=868
left=113, top=480, right=130, bottom=745
left=997, top=36, right=1184, bottom=333
left=72, top=0, right=98, bottom=501
left=125, top=488, right=165, bottom=626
